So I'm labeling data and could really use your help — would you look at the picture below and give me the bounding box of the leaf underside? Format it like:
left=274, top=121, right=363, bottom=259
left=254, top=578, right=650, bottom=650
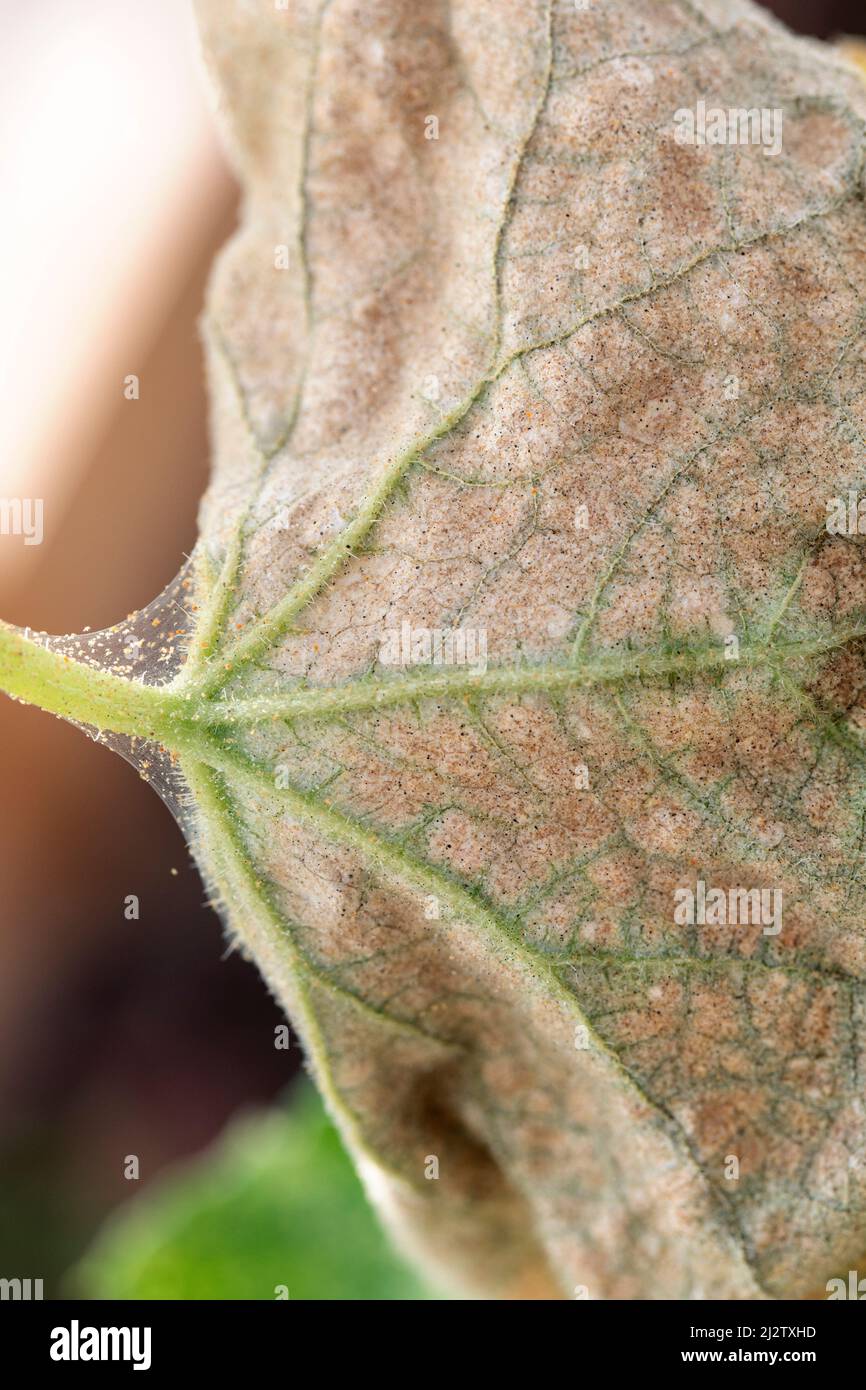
left=9, top=0, right=866, bottom=1298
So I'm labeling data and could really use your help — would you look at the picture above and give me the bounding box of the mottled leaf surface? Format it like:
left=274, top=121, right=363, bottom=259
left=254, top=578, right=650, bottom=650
left=21, top=0, right=866, bottom=1300
left=177, top=0, right=866, bottom=1299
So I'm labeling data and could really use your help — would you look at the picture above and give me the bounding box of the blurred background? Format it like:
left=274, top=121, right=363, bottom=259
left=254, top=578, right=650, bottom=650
left=0, top=0, right=863, bottom=1300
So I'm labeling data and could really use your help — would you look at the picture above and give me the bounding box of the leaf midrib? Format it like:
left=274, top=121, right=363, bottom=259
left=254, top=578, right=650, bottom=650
left=4, top=618, right=865, bottom=744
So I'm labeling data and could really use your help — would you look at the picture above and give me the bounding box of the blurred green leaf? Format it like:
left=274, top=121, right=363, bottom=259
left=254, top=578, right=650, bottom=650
left=73, top=1085, right=441, bottom=1300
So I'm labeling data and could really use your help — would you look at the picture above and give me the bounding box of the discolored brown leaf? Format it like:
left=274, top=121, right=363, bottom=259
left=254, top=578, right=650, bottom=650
left=9, top=0, right=866, bottom=1301
left=181, top=0, right=866, bottom=1299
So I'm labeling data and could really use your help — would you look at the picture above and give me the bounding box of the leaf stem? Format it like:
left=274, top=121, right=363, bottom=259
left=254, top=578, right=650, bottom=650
left=0, top=622, right=190, bottom=743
